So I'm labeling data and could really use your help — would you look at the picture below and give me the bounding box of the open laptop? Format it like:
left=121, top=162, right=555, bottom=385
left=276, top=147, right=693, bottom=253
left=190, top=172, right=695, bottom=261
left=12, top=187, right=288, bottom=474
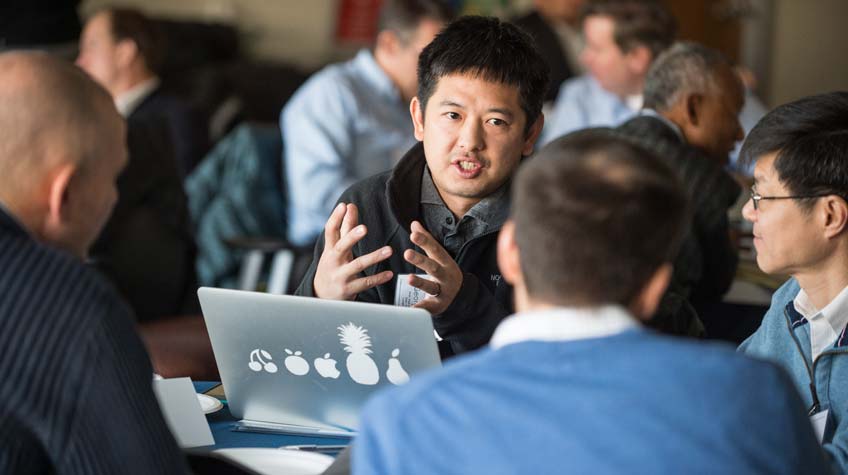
left=198, top=287, right=441, bottom=433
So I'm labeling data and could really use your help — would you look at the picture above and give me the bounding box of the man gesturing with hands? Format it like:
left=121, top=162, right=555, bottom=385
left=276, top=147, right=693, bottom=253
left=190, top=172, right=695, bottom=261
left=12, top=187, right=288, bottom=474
left=296, top=16, right=549, bottom=357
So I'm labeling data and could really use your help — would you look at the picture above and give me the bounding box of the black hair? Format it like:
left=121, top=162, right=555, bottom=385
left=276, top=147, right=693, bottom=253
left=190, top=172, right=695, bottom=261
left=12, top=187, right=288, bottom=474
left=740, top=91, right=848, bottom=210
left=417, top=16, right=549, bottom=134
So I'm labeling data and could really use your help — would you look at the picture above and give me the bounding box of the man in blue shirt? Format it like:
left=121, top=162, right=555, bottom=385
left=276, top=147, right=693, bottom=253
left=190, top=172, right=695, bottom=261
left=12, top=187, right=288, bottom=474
left=541, top=0, right=767, bottom=171
left=354, top=130, right=827, bottom=474
left=283, top=0, right=453, bottom=246
left=541, top=0, right=676, bottom=145
left=738, top=92, right=848, bottom=474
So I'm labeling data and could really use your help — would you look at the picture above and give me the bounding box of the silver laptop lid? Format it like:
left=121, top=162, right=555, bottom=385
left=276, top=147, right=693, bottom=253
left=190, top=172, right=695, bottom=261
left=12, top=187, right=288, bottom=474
left=198, top=287, right=441, bottom=431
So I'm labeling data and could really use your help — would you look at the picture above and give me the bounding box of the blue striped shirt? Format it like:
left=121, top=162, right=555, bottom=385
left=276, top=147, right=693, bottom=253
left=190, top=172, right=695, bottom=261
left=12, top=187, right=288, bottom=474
left=0, top=207, right=188, bottom=474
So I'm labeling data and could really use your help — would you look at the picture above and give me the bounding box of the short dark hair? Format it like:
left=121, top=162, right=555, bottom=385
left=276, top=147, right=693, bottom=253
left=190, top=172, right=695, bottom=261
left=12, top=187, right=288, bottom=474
left=643, top=41, right=734, bottom=111
left=582, top=0, right=677, bottom=59
left=740, top=92, right=848, bottom=211
left=512, top=129, right=688, bottom=307
left=377, top=0, right=455, bottom=44
left=417, top=16, right=549, bottom=134
left=106, top=8, right=165, bottom=75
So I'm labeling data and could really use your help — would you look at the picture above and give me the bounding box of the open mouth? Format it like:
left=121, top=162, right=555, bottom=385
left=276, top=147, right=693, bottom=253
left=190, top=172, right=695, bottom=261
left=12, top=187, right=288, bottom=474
left=453, top=158, right=483, bottom=178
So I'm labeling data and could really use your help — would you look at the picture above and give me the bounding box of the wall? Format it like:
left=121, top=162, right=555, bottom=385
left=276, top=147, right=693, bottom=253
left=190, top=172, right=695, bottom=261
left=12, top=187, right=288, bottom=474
left=767, top=0, right=848, bottom=106
left=80, top=0, right=338, bottom=69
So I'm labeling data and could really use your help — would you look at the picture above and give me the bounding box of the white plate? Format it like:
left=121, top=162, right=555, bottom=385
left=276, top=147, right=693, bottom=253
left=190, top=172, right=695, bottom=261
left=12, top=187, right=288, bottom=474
left=197, top=393, right=223, bottom=414
left=214, top=448, right=333, bottom=475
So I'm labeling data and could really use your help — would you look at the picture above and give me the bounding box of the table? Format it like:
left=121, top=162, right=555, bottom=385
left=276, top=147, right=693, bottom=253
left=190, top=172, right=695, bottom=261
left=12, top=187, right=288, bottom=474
left=193, top=381, right=349, bottom=453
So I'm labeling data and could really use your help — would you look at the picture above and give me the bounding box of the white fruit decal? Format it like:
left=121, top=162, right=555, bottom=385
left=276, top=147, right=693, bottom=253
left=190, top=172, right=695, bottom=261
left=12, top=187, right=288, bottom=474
left=314, top=353, right=341, bottom=379
left=248, top=349, right=278, bottom=373
left=338, top=323, right=379, bottom=385
left=283, top=349, right=310, bottom=375
left=386, top=348, right=409, bottom=385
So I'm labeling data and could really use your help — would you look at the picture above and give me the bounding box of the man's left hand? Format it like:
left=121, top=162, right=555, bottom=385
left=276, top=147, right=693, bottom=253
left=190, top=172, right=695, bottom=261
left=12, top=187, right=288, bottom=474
left=403, top=221, right=463, bottom=315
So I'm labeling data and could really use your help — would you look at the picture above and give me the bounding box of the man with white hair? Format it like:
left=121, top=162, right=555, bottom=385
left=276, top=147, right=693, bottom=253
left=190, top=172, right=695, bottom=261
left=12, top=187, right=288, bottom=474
left=614, top=41, right=744, bottom=336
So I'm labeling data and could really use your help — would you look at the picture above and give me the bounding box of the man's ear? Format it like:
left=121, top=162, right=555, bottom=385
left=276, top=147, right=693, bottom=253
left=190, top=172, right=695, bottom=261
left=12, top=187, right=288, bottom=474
left=375, top=29, right=400, bottom=58
left=625, top=45, right=653, bottom=76
left=410, top=96, right=425, bottom=141
left=114, top=38, right=138, bottom=69
left=497, top=220, right=522, bottom=287
left=522, top=115, right=545, bottom=156
left=44, top=163, right=77, bottom=234
left=685, top=93, right=704, bottom=127
left=821, top=195, right=848, bottom=239
left=629, top=263, right=671, bottom=321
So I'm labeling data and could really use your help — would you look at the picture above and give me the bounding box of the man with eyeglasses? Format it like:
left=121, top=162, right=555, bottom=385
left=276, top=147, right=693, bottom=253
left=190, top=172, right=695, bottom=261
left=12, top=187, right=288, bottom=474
left=739, top=91, right=848, bottom=474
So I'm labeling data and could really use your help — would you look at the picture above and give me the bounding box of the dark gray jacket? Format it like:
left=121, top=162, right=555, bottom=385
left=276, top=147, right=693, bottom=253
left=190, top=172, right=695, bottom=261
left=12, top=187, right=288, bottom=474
left=296, top=143, right=513, bottom=358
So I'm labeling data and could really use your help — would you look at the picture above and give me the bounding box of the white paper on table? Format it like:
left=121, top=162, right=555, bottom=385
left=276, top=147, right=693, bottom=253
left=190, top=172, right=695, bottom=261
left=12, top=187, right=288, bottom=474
left=153, top=377, right=215, bottom=448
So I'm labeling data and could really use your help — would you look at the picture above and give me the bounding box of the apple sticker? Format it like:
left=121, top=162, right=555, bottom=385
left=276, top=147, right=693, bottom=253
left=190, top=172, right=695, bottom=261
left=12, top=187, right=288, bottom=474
left=314, top=353, right=341, bottom=379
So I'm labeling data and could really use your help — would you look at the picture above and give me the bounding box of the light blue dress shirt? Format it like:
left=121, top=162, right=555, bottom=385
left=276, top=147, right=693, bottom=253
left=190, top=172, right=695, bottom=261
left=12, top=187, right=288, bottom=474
left=541, top=73, right=769, bottom=174
left=282, top=49, right=417, bottom=246
left=540, top=74, right=635, bottom=146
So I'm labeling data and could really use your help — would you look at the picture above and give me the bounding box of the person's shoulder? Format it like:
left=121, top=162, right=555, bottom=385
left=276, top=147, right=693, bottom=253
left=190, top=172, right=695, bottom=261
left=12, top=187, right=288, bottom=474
left=0, top=235, right=129, bottom=333
left=292, top=56, right=363, bottom=103
left=282, top=58, right=365, bottom=129
left=557, top=74, right=596, bottom=101
left=632, top=331, right=790, bottom=390
left=337, top=169, right=394, bottom=204
left=738, top=278, right=800, bottom=353
left=362, top=349, right=498, bottom=420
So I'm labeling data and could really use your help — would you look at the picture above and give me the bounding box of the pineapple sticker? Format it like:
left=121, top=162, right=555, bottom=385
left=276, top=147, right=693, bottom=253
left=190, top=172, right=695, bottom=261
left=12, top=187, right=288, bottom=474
left=338, top=322, right=379, bottom=385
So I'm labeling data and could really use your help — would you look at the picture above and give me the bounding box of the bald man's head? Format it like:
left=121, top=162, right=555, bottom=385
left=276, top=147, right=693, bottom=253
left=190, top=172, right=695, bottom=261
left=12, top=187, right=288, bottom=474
left=0, top=52, right=127, bottom=259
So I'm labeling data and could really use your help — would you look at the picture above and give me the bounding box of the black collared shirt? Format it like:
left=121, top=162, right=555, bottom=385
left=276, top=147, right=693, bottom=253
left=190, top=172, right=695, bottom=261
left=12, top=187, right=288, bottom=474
left=420, top=166, right=510, bottom=258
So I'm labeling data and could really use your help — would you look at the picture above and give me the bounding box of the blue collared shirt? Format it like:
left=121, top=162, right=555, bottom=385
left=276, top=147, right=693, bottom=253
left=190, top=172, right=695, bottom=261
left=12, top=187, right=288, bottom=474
left=282, top=49, right=417, bottom=246
left=540, top=74, right=636, bottom=146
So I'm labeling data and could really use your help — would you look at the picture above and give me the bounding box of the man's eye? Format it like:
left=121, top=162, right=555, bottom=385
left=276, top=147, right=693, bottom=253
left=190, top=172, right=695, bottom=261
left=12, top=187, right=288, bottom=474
left=445, top=112, right=460, bottom=120
left=487, top=118, right=507, bottom=126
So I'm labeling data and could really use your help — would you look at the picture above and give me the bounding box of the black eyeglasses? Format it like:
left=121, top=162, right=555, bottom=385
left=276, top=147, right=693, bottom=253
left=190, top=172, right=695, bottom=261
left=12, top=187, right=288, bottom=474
left=749, top=188, right=831, bottom=211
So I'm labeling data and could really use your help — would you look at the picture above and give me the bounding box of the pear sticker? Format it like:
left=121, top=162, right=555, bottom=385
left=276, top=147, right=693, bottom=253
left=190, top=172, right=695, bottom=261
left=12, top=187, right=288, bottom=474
left=386, top=348, right=409, bottom=385
left=338, top=323, right=379, bottom=385
left=283, top=348, right=309, bottom=376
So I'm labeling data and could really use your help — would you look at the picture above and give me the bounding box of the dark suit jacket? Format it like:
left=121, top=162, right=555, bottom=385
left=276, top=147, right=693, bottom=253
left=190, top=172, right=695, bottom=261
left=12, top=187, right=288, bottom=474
left=131, top=86, right=207, bottom=177
left=616, top=115, right=742, bottom=335
left=0, top=207, right=188, bottom=474
left=90, top=116, right=198, bottom=322
left=513, top=10, right=576, bottom=103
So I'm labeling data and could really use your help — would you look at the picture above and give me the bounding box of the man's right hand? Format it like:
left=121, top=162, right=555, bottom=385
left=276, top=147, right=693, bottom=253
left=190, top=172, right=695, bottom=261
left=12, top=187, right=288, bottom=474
left=313, top=202, right=394, bottom=300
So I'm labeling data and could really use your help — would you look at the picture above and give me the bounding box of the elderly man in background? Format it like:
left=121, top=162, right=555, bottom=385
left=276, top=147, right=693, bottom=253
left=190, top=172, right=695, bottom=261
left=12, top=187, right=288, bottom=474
left=76, top=8, right=199, bottom=322
left=0, top=52, right=187, bottom=474
left=283, top=0, right=453, bottom=247
left=76, top=7, right=205, bottom=176
left=615, top=42, right=744, bottom=336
